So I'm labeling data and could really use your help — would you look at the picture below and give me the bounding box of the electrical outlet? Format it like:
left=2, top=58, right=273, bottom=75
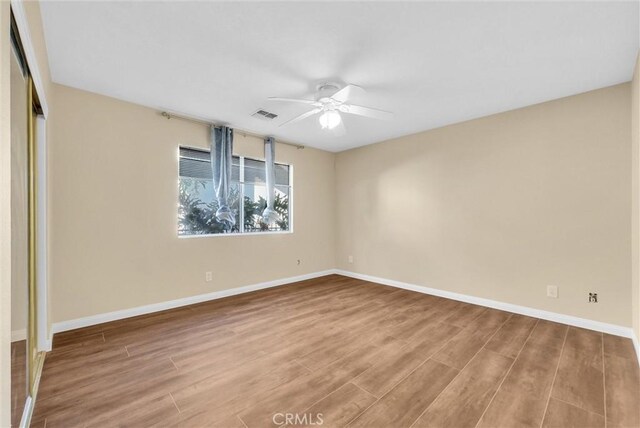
left=348, top=255, right=354, bottom=264
left=547, top=285, right=558, bottom=298
left=589, top=292, right=598, bottom=303
left=205, top=272, right=212, bottom=282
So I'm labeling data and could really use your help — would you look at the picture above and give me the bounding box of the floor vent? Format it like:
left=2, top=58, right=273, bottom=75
left=251, top=109, right=278, bottom=120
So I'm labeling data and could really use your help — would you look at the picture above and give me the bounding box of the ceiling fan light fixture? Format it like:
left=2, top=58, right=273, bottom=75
left=319, top=110, right=341, bottom=130
left=271, top=83, right=393, bottom=130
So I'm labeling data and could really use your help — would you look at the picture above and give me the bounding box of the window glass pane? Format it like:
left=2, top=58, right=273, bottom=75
left=178, top=177, right=240, bottom=235
left=179, top=147, right=209, bottom=161
left=275, top=164, right=289, bottom=186
left=179, top=157, right=211, bottom=180
left=244, top=158, right=289, bottom=185
left=275, top=185, right=290, bottom=231
left=243, top=158, right=266, bottom=184
left=243, top=183, right=289, bottom=232
left=231, top=156, right=240, bottom=182
left=179, top=150, right=239, bottom=182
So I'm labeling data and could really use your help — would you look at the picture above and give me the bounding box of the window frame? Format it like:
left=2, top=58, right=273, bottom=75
left=177, top=145, right=294, bottom=238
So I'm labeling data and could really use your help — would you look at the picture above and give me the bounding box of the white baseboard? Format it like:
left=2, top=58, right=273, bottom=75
left=41, top=337, right=52, bottom=352
left=52, top=269, right=336, bottom=334
left=12, top=329, right=26, bottom=342
left=335, top=269, right=636, bottom=339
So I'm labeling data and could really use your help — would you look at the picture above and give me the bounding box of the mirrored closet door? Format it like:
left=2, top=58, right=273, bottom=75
left=10, top=12, right=45, bottom=427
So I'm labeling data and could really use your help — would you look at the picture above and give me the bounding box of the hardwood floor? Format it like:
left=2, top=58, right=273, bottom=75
left=11, top=339, right=27, bottom=427
left=32, top=275, right=640, bottom=428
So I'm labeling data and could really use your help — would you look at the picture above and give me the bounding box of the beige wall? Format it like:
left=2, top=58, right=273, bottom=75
left=51, top=82, right=634, bottom=329
left=336, top=84, right=632, bottom=327
left=50, top=84, right=336, bottom=323
left=632, top=52, right=640, bottom=340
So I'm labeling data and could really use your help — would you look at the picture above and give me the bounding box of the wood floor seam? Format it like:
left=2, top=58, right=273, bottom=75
left=349, top=379, right=378, bottom=399
left=551, top=328, right=607, bottom=417
left=407, top=313, right=514, bottom=428
left=474, top=318, right=540, bottom=428
left=236, top=415, right=249, bottom=428
left=352, top=315, right=469, bottom=401
left=344, top=396, right=380, bottom=427
left=551, top=395, right=609, bottom=419
left=168, top=393, right=181, bottom=414
left=350, top=382, right=378, bottom=398
left=540, top=325, right=569, bottom=428
left=169, top=356, right=179, bottom=371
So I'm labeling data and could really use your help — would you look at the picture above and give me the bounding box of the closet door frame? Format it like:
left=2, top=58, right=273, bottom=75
left=10, top=0, right=49, bottom=355
left=10, top=2, right=50, bottom=426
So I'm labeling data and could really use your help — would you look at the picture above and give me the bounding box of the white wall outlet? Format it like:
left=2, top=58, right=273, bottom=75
left=348, top=255, right=354, bottom=264
left=547, top=285, right=558, bottom=298
left=205, top=272, right=213, bottom=282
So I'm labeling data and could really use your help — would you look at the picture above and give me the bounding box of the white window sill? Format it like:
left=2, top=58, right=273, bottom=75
left=178, top=230, right=293, bottom=239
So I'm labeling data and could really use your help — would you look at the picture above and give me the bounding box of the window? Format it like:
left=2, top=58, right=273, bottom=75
left=178, top=147, right=291, bottom=236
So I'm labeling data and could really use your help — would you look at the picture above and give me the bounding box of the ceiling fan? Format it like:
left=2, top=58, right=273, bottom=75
left=269, top=83, right=393, bottom=132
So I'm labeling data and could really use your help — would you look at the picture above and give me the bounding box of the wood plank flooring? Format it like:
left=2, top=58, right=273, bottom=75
left=11, top=339, right=27, bottom=427
left=32, top=275, right=640, bottom=428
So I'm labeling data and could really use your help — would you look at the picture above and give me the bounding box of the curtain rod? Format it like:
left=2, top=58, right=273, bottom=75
left=160, top=111, right=305, bottom=149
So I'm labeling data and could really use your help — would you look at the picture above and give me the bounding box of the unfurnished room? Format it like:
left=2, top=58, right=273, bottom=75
left=1, top=1, right=640, bottom=427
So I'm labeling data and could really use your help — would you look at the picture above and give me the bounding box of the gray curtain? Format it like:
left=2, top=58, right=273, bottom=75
left=262, top=136, right=280, bottom=224
left=211, top=126, right=235, bottom=227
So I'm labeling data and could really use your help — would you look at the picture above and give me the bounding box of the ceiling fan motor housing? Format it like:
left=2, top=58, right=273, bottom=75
left=316, top=82, right=342, bottom=103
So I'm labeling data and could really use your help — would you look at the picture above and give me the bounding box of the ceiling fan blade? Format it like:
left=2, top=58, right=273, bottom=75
left=330, top=84, right=364, bottom=103
left=268, top=97, right=321, bottom=106
left=339, top=104, right=394, bottom=121
left=332, top=118, right=347, bottom=136
left=279, top=107, right=322, bottom=127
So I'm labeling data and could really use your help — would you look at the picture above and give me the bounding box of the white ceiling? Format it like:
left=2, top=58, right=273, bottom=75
left=40, top=1, right=639, bottom=152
